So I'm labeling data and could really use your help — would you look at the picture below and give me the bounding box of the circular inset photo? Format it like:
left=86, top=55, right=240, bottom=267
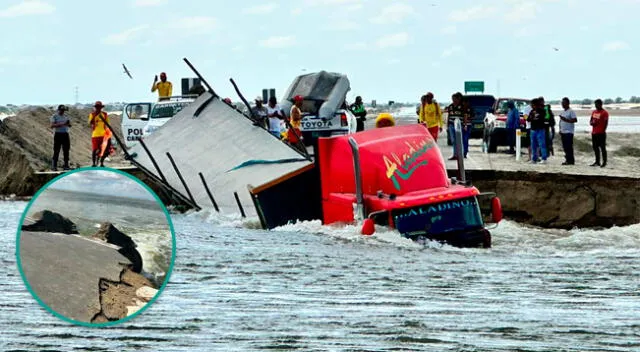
left=16, top=168, right=175, bottom=326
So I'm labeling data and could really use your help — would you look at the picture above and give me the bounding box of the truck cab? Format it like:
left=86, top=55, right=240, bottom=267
left=122, top=96, right=196, bottom=148
left=279, top=71, right=357, bottom=146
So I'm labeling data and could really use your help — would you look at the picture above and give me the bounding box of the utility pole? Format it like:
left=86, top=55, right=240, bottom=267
left=74, top=86, right=79, bottom=105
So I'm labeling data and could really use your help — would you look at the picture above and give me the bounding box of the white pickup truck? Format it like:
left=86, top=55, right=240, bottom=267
left=279, top=71, right=357, bottom=146
left=121, top=96, right=196, bottom=148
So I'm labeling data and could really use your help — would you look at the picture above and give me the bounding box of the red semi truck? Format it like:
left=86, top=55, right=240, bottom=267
left=317, top=124, right=502, bottom=248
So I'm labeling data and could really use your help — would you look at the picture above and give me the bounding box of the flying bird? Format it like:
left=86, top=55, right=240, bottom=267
left=122, top=63, right=133, bottom=79
left=553, top=47, right=559, bottom=51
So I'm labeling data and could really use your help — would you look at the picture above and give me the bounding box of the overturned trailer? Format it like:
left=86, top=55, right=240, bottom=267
left=128, top=89, right=323, bottom=229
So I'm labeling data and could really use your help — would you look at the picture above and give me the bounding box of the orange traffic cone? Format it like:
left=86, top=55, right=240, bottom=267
left=361, top=218, right=375, bottom=236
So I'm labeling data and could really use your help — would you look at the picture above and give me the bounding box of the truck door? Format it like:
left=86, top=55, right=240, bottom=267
left=122, top=102, right=152, bottom=148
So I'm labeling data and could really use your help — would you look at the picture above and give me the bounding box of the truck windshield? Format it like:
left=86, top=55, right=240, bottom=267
left=392, top=196, right=483, bottom=236
left=150, top=102, right=190, bottom=119
left=496, top=99, right=530, bottom=114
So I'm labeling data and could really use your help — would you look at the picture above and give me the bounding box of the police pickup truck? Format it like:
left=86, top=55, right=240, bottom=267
left=279, top=71, right=357, bottom=146
left=121, top=96, right=196, bottom=148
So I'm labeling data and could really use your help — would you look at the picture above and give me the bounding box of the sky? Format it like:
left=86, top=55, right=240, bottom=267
left=0, top=0, right=638, bottom=105
left=49, top=170, right=156, bottom=201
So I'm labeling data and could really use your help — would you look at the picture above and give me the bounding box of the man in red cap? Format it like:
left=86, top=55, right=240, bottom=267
left=288, top=95, right=304, bottom=149
left=151, top=72, right=172, bottom=101
left=87, top=101, right=111, bottom=167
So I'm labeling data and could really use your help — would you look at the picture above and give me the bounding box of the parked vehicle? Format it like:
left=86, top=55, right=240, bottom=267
left=447, top=94, right=496, bottom=145
left=483, top=98, right=531, bottom=153
left=121, top=96, right=196, bottom=148
left=279, top=71, right=357, bottom=146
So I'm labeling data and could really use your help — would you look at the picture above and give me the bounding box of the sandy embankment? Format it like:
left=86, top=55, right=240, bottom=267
left=0, top=107, right=127, bottom=195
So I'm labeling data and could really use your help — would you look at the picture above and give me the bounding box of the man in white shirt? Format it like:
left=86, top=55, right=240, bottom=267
left=266, top=96, right=285, bottom=138
left=558, top=97, right=578, bottom=165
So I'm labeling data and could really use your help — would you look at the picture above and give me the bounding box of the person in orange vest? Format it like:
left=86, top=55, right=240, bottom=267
left=288, top=95, right=304, bottom=151
left=417, top=92, right=443, bottom=141
left=151, top=72, right=172, bottom=101
left=87, top=101, right=111, bottom=167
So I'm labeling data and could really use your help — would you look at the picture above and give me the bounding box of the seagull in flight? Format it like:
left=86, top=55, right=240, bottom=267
left=122, top=63, right=133, bottom=79
left=553, top=47, right=559, bottom=51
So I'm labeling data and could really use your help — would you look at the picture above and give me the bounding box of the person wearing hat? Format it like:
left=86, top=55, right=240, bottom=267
left=87, top=101, right=111, bottom=167
left=251, top=96, right=268, bottom=128
left=417, top=92, right=443, bottom=141
left=50, top=104, right=72, bottom=171
left=375, top=113, right=396, bottom=128
left=151, top=72, right=172, bottom=101
left=288, top=95, right=305, bottom=149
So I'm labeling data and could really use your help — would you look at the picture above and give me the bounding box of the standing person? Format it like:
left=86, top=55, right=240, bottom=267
left=527, top=99, right=548, bottom=164
left=418, top=92, right=443, bottom=141
left=505, top=101, right=519, bottom=155
left=523, top=99, right=534, bottom=161
left=288, top=95, right=305, bottom=150
left=445, top=92, right=464, bottom=160
left=251, top=96, right=268, bottom=128
left=539, top=96, right=555, bottom=156
left=88, top=101, right=111, bottom=167
left=350, top=96, right=367, bottom=132
left=590, top=99, right=609, bottom=167
left=558, top=97, right=578, bottom=165
left=50, top=104, right=72, bottom=171
left=266, top=96, right=285, bottom=138
left=461, top=98, right=474, bottom=158
left=151, top=72, right=172, bottom=101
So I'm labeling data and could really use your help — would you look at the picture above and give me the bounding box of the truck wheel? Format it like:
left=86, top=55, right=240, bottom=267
left=487, top=134, right=497, bottom=153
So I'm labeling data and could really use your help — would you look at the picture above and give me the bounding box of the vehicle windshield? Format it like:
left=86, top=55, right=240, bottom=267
left=150, top=102, right=191, bottom=119
left=496, top=99, right=530, bottom=114
left=392, top=196, right=483, bottom=236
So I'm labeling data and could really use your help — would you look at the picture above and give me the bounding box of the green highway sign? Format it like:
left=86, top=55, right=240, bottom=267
left=464, top=81, right=484, bottom=93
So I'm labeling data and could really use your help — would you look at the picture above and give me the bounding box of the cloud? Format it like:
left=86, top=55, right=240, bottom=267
left=260, top=36, right=296, bottom=48
left=376, top=32, right=409, bottom=49
left=104, top=25, right=150, bottom=45
left=370, top=3, right=413, bottom=24
left=449, top=5, right=497, bottom=22
left=169, top=16, right=217, bottom=35
left=603, top=40, right=630, bottom=52
left=243, top=3, right=278, bottom=14
left=0, top=0, right=55, bottom=17
left=441, top=25, right=457, bottom=35
left=442, top=45, right=464, bottom=58
left=132, top=0, right=167, bottom=7
left=291, top=8, right=303, bottom=15
left=505, top=1, right=539, bottom=23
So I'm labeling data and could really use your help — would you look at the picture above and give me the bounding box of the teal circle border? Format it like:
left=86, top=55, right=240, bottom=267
left=15, top=166, right=177, bottom=328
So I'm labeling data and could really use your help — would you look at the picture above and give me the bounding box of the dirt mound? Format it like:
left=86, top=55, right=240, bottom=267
left=0, top=106, right=125, bottom=195
left=21, top=209, right=79, bottom=234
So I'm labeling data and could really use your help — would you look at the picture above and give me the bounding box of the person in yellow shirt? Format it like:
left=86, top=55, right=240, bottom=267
left=151, top=72, right=172, bottom=101
left=417, top=92, right=443, bottom=141
left=87, top=101, right=111, bottom=167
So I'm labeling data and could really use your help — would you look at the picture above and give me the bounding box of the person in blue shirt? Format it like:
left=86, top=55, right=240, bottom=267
left=506, top=101, right=520, bottom=154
